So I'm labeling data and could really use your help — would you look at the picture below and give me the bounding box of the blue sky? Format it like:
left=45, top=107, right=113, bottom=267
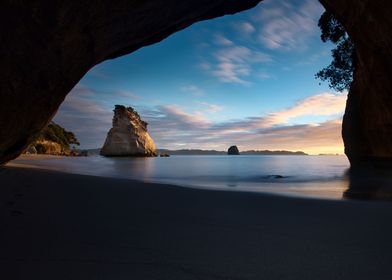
left=54, top=0, right=347, bottom=154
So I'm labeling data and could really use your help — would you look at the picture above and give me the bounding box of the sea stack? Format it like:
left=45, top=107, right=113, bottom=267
left=100, top=105, right=157, bottom=157
left=228, top=145, right=240, bottom=155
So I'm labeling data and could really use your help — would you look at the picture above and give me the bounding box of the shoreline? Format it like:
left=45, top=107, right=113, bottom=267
left=1, top=166, right=392, bottom=279
left=7, top=154, right=349, bottom=200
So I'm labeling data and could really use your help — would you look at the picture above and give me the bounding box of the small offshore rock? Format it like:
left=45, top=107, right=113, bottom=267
left=159, top=153, right=170, bottom=157
left=228, top=145, right=240, bottom=155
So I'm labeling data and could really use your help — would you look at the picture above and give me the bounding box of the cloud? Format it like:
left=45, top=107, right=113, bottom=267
left=241, top=120, right=344, bottom=154
left=261, top=91, right=347, bottom=126
left=258, top=71, right=271, bottom=79
left=180, top=84, right=204, bottom=96
left=52, top=85, right=134, bottom=149
left=55, top=85, right=110, bottom=116
left=54, top=85, right=346, bottom=154
left=235, top=21, right=256, bottom=34
left=255, top=0, right=324, bottom=51
left=207, top=91, right=347, bottom=131
left=88, top=67, right=110, bottom=79
left=195, top=102, right=224, bottom=114
left=198, top=62, right=212, bottom=71
left=213, top=34, right=234, bottom=46
left=198, top=0, right=326, bottom=85
left=150, top=105, right=211, bottom=129
left=143, top=92, right=347, bottom=154
left=211, top=46, right=272, bottom=85
left=114, top=90, right=142, bottom=100
left=215, top=46, right=272, bottom=64
left=213, top=62, right=251, bottom=85
left=145, top=107, right=344, bottom=154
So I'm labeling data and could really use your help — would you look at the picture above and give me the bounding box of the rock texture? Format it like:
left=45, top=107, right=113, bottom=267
left=25, top=146, right=37, bottom=155
left=0, top=0, right=260, bottom=164
left=319, top=0, right=392, bottom=167
left=1, top=0, right=392, bottom=170
left=34, top=140, right=64, bottom=155
left=228, top=146, right=240, bottom=155
left=101, top=105, right=157, bottom=157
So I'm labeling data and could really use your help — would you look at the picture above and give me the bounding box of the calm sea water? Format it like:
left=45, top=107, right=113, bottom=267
left=11, top=155, right=350, bottom=199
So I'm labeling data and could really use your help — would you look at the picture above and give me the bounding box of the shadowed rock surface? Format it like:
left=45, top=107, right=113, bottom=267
left=228, top=145, right=240, bottom=155
left=0, top=0, right=260, bottom=164
left=1, top=0, right=392, bottom=172
left=319, top=0, right=392, bottom=166
left=101, top=105, right=156, bottom=157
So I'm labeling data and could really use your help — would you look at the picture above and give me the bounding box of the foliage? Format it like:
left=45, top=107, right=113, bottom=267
left=315, top=11, right=355, bottom=92
left=36, top=122, right=80, bottom=150
left=114, top=104, right=141, bottom=119
left=126, top=106, right=140, bottom=119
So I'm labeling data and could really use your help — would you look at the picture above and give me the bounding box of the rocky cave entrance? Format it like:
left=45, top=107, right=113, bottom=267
left=2, top=0, right=392, bottom=198
left=30, top=1, right=360, bottom=197
left=53, top=0, right=347, bottom=159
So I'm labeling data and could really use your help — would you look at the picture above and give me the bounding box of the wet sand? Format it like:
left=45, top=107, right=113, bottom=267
left=1, top=166, right=392, bottom=279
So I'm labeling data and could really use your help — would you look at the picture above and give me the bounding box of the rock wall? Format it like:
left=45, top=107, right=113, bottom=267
left=1, top=0, right=392, bottom=170
left=0, top=0, right=260, bottom=164
left=33, top=140, right=64, bottom=155
left=319, top=0, right=392, bottom=166
left=100, top=105, right=156, bottom=157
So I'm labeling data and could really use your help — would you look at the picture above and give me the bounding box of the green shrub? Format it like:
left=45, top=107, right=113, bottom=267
left=34, top=122, right=80, bottom=151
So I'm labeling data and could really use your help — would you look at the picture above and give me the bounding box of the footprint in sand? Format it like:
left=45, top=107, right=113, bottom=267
left=11, top=210, right=23, bottom=216
left=7, top=201, right=15, bottom=206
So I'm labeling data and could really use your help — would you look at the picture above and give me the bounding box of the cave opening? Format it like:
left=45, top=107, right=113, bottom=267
left=54, top=0, right=347, bottom=156
left=4, top=1, right=392, bottom=279
left=13, top=0, right=357, bottom=199
left=3, top=0, right=392, bottom=198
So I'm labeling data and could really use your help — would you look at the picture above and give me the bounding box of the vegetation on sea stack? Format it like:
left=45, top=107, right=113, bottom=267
left=125, top=106, right=140, bottom=119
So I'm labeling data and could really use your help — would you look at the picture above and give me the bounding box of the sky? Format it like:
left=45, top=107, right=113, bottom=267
left=53, top=0, right=347, bottom=155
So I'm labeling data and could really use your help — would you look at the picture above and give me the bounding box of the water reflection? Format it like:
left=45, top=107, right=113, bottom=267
left=9, top=155, right=354, bottom=200
left=108, top=156, right=155, bottom=181
left=344, top=164, right=392, bottom=200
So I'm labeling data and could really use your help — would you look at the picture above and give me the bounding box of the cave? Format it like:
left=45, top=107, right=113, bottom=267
left=1, top=0, right=392, bottom=182
left=3, top=2, right=392, bottom=277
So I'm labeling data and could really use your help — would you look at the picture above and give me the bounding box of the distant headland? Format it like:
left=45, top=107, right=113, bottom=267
left=157, top=149, right=308, bottom=156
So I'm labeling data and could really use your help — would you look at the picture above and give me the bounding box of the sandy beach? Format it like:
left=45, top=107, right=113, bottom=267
left=1, top=166, right=392, bottom=279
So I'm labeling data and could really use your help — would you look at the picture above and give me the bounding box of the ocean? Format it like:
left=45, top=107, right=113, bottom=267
left=11, top=155, right=351, bottom=199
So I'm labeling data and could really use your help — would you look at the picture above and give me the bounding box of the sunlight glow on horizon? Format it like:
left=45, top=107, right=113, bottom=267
left=53, top=0, right=346, bottom=154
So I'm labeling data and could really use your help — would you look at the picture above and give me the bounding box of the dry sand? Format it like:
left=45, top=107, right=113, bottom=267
left=1, top=166, right=392, bottom=279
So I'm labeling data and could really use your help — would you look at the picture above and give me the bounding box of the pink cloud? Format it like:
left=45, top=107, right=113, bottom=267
left=145, top=92, right=347, bottom=154
left=262, top=92, right=347, bottom=126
